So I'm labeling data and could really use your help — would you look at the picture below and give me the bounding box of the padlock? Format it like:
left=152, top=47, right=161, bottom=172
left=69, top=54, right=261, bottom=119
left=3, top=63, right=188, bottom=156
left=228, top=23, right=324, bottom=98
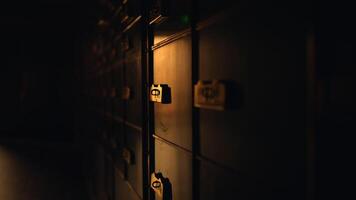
left=194, top=80, right=226, bottom=110
left=150, top=84, right=171, bottom=104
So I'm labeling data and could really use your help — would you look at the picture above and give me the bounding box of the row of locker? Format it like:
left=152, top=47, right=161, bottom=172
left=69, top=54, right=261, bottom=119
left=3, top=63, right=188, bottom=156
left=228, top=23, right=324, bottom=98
left=80, top=0, right=308, bottom=200
left=83, top=110, right=242, bottom=200
left=83, top=23, right=243, bottom=200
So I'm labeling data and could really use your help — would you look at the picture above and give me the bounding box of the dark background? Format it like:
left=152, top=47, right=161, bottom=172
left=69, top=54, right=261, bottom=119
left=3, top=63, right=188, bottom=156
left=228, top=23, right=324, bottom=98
left=0, top=2, right=90, bottom=199
left=0, top=2, right=87, bottom=139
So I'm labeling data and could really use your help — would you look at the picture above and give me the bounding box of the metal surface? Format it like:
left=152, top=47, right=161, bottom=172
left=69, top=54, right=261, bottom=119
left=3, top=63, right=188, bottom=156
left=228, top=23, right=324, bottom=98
left=153, top=36, right=193, bottom=150
left=80, top=1, right=311, bottom=200
left=194, top=80, right=226, bottom=110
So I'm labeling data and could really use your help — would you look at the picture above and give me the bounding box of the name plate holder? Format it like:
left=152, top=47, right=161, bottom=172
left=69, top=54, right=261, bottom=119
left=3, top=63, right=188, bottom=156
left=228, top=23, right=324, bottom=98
left=194, top=80, right=226, bottom=111
left=121, top=86, right=131, bottom=100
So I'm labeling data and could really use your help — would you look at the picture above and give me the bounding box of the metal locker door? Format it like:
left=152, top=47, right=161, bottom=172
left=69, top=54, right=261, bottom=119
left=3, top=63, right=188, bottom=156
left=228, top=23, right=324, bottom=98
left=125, top=23, right=143, bottom=127
left=197, top=1, right=308, bottom=199
left=150, top=0, right=193, bottom=197
left=123, top=21, right=144, bottom=199
left=152, top=35, right=193, bottom=200
left=113, top=13, right=143, bottom=200
left=198, top=7, right=246, bottom=173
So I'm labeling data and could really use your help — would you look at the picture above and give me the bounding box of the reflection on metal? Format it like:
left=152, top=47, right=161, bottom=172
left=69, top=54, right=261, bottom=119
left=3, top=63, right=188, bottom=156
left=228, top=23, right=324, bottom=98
left=153, top=134, right=193, bottom=156
left=121, top=86, right=131, bottom=100
left=122, top=16, right=142, bottom=33
left=97, top=19, right=110, bottom=29
left=150, top=14, right=168, bottom=25
left=151, top=173, right=172, bottom=200
left=194, top=80, right=226, bottom=110
left=122, top=147, right=134, bottom=165
left=121, top=36, right=131, bottom=51
left=149, top=0, right=169, bottom=24
left=152, top=29, right=191, bottom=50
left=119, top=9, right=129, bottom=23
left=150, top=84, right=172, bottom=104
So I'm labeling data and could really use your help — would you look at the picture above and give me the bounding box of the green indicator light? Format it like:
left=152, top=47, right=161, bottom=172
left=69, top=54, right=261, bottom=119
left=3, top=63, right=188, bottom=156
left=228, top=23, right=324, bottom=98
left=181, top=15, right=190, bottom=25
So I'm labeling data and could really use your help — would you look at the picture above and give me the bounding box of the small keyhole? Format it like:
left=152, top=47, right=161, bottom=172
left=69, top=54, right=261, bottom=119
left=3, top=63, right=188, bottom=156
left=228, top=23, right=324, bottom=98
left=152, top=181, right=161, bottom=188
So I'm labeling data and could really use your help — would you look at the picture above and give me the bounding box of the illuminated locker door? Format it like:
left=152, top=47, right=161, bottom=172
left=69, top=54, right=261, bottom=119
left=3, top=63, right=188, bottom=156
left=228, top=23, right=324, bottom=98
left=153, top=36, right=192, bottom=149
left=154, top=139, right=192, bottom=200
left=152, top=34, right=193, bottom=200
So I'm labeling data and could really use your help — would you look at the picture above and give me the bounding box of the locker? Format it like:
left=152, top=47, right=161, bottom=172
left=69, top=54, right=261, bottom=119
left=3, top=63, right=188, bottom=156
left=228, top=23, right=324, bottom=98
left=125, top=23, right=143, bottom=126
left=198, top=10, right=247, bottom=170
left=126, top=126, right=143, bottom=198
left=113, top=121, right=125, bottom=150
left=154, top=140, right=192, bottom=200
left=197, top=2, right=308, bottom=199
left=1, top=0, right=345, bottom=199
left=112, top=66, right=125, bottom=117
left=198, top=0, right=235, bottom=20
left=151, top=0, right=191, bottom=45
left=199, top=160, right=246, bottom=200
left=115, top=168, right=142, bottom=200
left=106, top=158, right=116, bottom=200
left=78, top=0, right=311, bottom=200
left=153, top=36, right=193, bottom=150
left=112, top=121, right=126, bottom=177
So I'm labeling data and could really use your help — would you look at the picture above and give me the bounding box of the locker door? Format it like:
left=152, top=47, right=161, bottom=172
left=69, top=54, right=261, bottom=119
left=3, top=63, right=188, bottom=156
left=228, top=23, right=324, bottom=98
left=123, top=22, right=144, bottom=199
left=114, top=18, right=144, bottom=200
left=196, top=3, right=247, bottom=199
left=197, top=1, right=308, bottom=200
left=150, top=0, right=193, bottom=199
left=152, top=35, right=193, bottom=200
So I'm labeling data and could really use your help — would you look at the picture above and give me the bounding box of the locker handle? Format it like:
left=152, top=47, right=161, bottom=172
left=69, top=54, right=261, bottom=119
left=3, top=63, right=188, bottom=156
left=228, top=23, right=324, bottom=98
left=151, top=172, right=172, bottom=200
left=194, top=80, right=226, bottom=110
left=121, top=86, right=131, bottom=100
left=122, top=148, right=135, bottom=165
left=150, top=84, right=171, bottom=104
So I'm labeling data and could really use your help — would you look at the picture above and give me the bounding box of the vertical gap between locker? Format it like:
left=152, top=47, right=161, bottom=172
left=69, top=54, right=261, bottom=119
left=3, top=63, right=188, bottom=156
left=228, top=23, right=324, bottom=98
left=192, top=0, right=200, bottom=200
left=140, top=0, right=154, bottom=199
left=147, top=22, right=155, bottom=200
